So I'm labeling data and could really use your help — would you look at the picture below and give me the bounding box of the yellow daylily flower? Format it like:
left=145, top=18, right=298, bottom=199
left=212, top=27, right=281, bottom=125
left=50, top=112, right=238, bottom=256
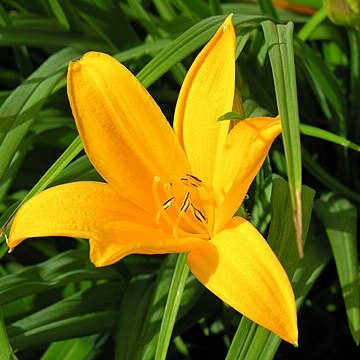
left=7, top=17, right=297, bottom=344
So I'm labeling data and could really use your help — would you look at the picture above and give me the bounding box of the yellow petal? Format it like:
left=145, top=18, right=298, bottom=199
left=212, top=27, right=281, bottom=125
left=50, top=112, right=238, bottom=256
left=90, top=221, right=205, bottom=266
left=67, top=52, right=189, bottom=213
left=7, top=182, right=152, bottom=249
left=214, top=116, right=281, bottom=232
left=174, top=16, right=235, bottom=188
left=187, top=217, right=298, bottom=344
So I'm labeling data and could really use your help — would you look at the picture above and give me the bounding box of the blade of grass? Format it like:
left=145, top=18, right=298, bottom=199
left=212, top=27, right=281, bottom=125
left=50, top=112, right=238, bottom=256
left=138, top=14, right=269, bottom=87
left=0, top=136, right=83, bottom=239
left=300, top=124, right=360, bottom=151
left=152, top=0, right=176, bottom=21
left=114, top=279, right=155, bottom=360
left=348, top=28, right=360, bottom=191
left=127, top=0, right=187, bottom=84
left=302, top=147, right=360, bottom=204
left=170, top=0, right=212, bottom=21
left=257, top=0, right=278, bottom=18
left=262, top=21, right=303, bottom=257
left=294, top=38, right=348, bottom=136
left=297, top=7, right=327, bottom=41
left=209, top=0, right=223, bottom=15
left=20, top=136, right=83, bottom=204
left=72, top=0, right=139, bottom=51
left=0, top=47, right=81, bottom=182
left=40, top=335, right=106, bottom=360
left=115, top=254, right=190, bottom=360
left=155, top=253, right=189, bottom=360
left=0, top=27, right=110, bottom=50
left=315, top=195, right=359, bottom=345
left=8, top=283, right=122, bottom=351
left=0, top=249, right=120, bottom=305
left=47, top=0, right=84, bottom=32
left=0, top=307, right=17, bottom=360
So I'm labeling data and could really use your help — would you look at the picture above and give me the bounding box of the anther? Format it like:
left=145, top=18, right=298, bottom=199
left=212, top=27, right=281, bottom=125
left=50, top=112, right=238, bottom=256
left=162, top=197, right=174, bottom=211
left=186, top=174, right=202, bottom=183
left=180, top=192, right=191, bottom=212
left=181, top=174, right=202, bottom=187
left=191, top=205, right=206, bottom=223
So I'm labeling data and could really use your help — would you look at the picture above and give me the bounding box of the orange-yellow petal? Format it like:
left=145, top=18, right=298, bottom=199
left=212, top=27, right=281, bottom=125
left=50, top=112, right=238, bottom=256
left=174, top=16, right=235, bottom=188
left=214, top=116, right=281, bottom=232
left=7, top=182, right=152, bottom=249
left=67, top=52, right=189, bottom=213
left=187, top=217, right=298, bottom=344
left=90, top=221, right=205, bottom=266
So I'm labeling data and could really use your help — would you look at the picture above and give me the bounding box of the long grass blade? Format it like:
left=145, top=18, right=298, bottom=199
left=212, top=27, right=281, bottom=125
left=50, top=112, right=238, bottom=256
left=262, top=21, right=303, bottom=256
left=155, top=253, right=189, bottom=360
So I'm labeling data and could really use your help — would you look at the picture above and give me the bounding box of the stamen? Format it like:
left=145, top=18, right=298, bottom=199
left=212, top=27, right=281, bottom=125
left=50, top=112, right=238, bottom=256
left=174, top=192, right=193, bottom=238
left=152, top=176, right=208, bottom=239
left=186, top=174, right=202, bottom=183
left=191, top=205, right=206, bottom=223
left=181, top=174, right=202, bottom=187
left=180, top=192, right=191, bottom=212
left=162, top=197, right=174, bottom=211
left=190, top=204, right=212, bottom=238
left=162, top=183, right=208, bottom=236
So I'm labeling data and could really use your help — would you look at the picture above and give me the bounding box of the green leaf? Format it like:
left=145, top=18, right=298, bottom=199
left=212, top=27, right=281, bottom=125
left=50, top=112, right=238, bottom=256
left=71, top=0, right=139, bottom=51
left=300, top=124, right=360, bottom=152
left=0, top=47, right=81, bottom=182
left=137, top=255, right=178, bottom=360
left=0, top=26, right=109, bottom=50
left=8, top=282, right=122, bottom=351
left=50, top=155, right=100, bottom=186
left=20, top=136, right=83, bottom=204
left=294, top=38, right=348, bottom=136
left=262, top=21, right=303, bottom=256
left=0, top=249, right=121, bottom=305
left=257, top=0, right=278, bottom=18
left=302, top=147, right=360, bottom=204
left=171, top=0, right=212, bottom=21
left=155, top=253, right=189, bottom=360
left=315, top=194, right=360, bottom=345
left=138, top=14, right=269, bottom=88
left=297, top=7, right=328, bottom=41
left=114, top=278, right=155, bottom=360
left=40, top=335, right=106, bottom=360
left=0, top=136, right=84, bottom=239
left=0, top=307, right=17, bottom=360
left=218, top=111, right=247, bottom=121
left=114, top=39, right=172, bottom=63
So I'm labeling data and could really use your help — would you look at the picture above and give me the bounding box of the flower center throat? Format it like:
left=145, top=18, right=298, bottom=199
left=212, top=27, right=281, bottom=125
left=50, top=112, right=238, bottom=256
left=152, top=174, right=215, bottom=239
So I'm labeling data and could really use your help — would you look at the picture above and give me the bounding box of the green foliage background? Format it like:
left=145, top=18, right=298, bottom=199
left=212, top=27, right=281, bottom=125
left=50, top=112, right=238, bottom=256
left=0, top=0, right=358, bottom=359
